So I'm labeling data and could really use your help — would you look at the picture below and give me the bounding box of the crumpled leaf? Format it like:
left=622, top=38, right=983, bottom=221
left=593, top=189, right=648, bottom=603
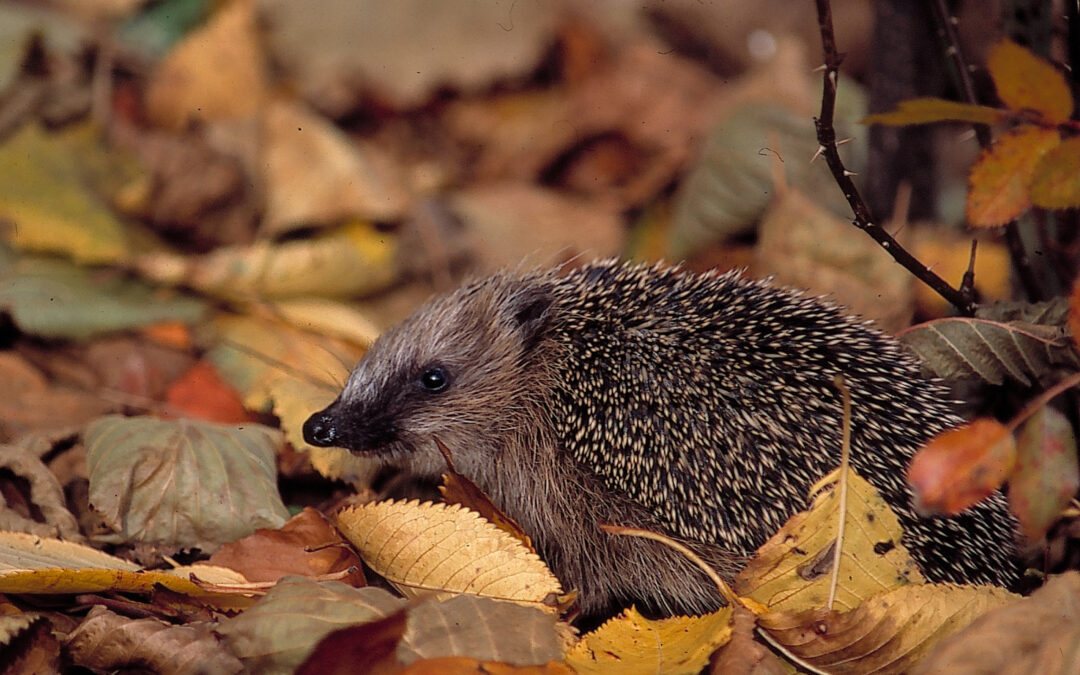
left=335, top=501, right=562, bottom=608
left=66, top=605, right=243, bottom=675
left=758, top=583, right=1019, bottom=674
left=862, top=97, right=1008, bottom=126
left=966, top=126, right=1060, bottom=227
left=736, top=468, right=923, bottom=613
left=1029, top=136, right=1080, bottom=210
left=1010, top=406, right=1079, bottom=542
left=0, top=441, right=82, bottom=540
left=0, top=255, right=206, bottom=340
left=908, top=419, right=1017, bottom=517
left=216, top=576, right=405, bottom=675
left=144, top=0, right=265, bottom=129
left=84, top=415, right=289, bottom=550
left=400, top=594, right=563, bottom=666
left=913, top=572, right=1080, bottom=674
left=987, top=40, right=1074, bottom=124
left=0, top=612, right=60, bottom=674
left=565, top=605, right=733, bottom=675
left=133, top=221, right=399, bottom=300
left=0, top=123, right=136, bottom=264
left=898, top=310, right=1080, bottom=386
left=0, top=351, right=112, bottom=439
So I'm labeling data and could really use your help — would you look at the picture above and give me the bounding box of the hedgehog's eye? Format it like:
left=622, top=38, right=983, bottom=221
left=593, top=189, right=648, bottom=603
left=419, top=366, right=450, bottom=392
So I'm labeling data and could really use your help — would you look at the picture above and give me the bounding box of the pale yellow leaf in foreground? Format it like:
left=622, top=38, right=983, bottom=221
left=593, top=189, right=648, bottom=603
left=758, top=583, right=1019, bottom=674
left=736, top=467, right=924, bottom=613
left=0, top=531, right=250, bottom=605
left=336, top=501, right=562, bottom=609
left=565, top=605, right=733, bottom=675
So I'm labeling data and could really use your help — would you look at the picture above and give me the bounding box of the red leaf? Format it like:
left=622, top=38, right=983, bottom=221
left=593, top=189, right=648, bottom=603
left=908, top=419, right=1017, bottom=516
left=164, top=360, right=252, bottom=423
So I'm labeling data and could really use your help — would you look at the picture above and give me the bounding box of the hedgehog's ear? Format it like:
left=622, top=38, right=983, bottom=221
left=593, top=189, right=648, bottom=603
left=507, top=288, right=553, bottom=351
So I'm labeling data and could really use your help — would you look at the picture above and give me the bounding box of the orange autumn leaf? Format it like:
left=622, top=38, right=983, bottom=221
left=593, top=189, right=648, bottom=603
left=1010, top=406, right=1080, bottom=542
left=1029, top=136, right=1080, bottom=210
left=907, top=419, right=1017, bottom=516
left=987, top=40, right=1075, bottom=124
left=138, top=321, right=194, bottom=350
left=164, top=360, right=252, bottom=423
left=966, top=126, right=1060, bottom=227
left=861, top=98, right=1007, bottom=126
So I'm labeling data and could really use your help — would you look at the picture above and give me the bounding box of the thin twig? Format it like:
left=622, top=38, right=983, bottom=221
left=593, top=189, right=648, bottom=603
left=813, top=0, right=976, bottom=315
left=928, top=0, right=1043, bottom=302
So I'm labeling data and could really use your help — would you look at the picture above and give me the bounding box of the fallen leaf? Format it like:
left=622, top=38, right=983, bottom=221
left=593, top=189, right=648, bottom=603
left=908, top=419, right=1017, bottom=516
left=759, top=583, right=1019, bottom=674
left=565, top=605, right=733, bottom=675
left=216, top=576, right=405, bottom=674
left=335, top=501, right=562, bottom=608
left=66, top=605, right=243, bottom=674
left=913, top=572, right=1080, bottom=674
left=84, top=415, right=289, bottom=550
left=736, top=468, right=923, bottom=613
left=144, top=0, right=265, bottom=129
left=207, top=507, right=364, bottom=584
left=987, top=40, right=1074, bottom=124
left=966, top=126, right=1060, bottom=227
left=163, top=360, right=251, bottom=424
left=0, top=441, right=82, bottom=539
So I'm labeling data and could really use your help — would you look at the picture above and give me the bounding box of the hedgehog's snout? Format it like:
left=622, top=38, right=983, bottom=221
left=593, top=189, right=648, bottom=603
left=303, top=409, right=339, bottom=447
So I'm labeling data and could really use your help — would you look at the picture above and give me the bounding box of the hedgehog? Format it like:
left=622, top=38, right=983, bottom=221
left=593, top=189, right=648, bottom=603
left=303, top=260, right=1018, bottom=617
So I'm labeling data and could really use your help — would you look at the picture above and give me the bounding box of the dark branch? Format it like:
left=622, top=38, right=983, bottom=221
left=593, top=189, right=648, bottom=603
left=813, top=0, right=977, bottom=315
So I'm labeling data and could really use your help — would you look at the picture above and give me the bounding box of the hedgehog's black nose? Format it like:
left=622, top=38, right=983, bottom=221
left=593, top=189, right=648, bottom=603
left=303, top=411, right=338, bottom=447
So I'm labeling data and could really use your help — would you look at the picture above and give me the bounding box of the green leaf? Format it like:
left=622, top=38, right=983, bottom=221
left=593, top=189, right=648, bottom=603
left=84, top=415, right=289, bottom=550
left=862, top=98, right=1007, bottom=126
left=0, top=255, right=205, bottom=340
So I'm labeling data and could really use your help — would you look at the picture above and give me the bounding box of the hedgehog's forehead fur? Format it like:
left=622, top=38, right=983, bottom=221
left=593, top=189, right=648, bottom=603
left=342, top=269, right=552, bottom=405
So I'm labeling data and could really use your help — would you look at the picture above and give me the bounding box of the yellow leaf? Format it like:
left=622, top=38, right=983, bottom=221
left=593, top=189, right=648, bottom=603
left=1030, top=136, right=1080, bottom=209
left=966, top=126, right=1060, bottom=227
left=145, top=0, right=265, bottom=129
left=862, top=98, right=1007, bottom=126
left=735, top=467, right=923, bottom=613
left=335, top=500, right=562, bottom=609
left=758, top=584, right=1019, bottom=674
left=987, top=40, right=1074, bottom=123
left=565, top=606, right=733, bottom=675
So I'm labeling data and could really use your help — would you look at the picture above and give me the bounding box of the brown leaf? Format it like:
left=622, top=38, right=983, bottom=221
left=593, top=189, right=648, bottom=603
left=907, top=419, right=1017, bottom=516
left=966, top=126, right=1060, bottom=227
left=987, top=40, right=1074, bottom=123
left=296, top=610, right=407, bottom=675
left=709, top=606, right=787, bottom=675
left=1070, top=277, right=1080, bottom=353
left=913, top=572, right=1080, bottom=674
left=0, top=614, right=62, bottom=674
left=66, top=605, right=243, bottom=674
left=163, top=360, right=252, bottom=424
left=0, top=352, right=111, bottom=441
left=0, top=441, right=82, bottom=540
left=1029, top=136, right=1080, bottom=209
left=862, top=98, right=1007, bottom=126
left=1010, top=406, right=1080, bottom=542
left=207, top=507, right=364, bottom=584
left=759, top=584, right=1018, bottom=674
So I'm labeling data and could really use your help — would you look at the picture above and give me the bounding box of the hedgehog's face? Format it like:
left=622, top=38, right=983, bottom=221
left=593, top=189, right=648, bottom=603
left=302, top=278, right=552, bottom=477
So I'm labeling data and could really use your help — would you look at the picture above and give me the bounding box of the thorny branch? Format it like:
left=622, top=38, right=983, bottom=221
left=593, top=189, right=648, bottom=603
left=928, top=0, right=1044, bottom=302
left=812, top=0, right=977, bottom=316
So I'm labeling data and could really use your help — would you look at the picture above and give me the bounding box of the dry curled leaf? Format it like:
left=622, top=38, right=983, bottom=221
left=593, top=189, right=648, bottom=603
left=335, top=501, right=562, bottom=609
left=565, top=605, right=733, bottom=675
left=758, top=583, right=1019, bottom=674
left=908, top=419, right=1017, bottom=517
left=913, top=572, right=1080, bottom=674
left=66, top=605, right=243, bottom=674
